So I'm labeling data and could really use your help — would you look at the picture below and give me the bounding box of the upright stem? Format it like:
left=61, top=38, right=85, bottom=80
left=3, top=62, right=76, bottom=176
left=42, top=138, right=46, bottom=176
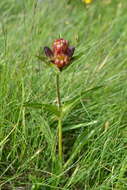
left=56, top=74, right=63, bottom=164
left=58, top=118, right=62, bottom=163
left=56, top=74, right=62, bottom=109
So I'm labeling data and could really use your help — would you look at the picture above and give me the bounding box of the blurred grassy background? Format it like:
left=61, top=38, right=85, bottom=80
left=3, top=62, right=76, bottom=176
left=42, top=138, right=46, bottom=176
left=0, top=0, right=127, bottom=189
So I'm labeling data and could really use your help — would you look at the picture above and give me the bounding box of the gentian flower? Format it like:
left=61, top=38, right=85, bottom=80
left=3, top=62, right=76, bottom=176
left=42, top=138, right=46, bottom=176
left=44, top=38, right=75, bottom=71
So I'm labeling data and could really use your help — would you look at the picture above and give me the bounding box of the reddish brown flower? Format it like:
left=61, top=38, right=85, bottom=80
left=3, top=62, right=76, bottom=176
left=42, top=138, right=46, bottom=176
left=44, top=38, right=75, bottom=71
left=54, top=54, right=70, bottom=69
left=53, top=38, right=69, bottom=55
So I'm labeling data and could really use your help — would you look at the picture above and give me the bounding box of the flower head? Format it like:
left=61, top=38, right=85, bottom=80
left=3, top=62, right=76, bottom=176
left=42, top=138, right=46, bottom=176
left=53, top=38, right=69, bottom=55
left=83, top=0, right=93, bottom=4
left=44, top=39, right=75, bottom=71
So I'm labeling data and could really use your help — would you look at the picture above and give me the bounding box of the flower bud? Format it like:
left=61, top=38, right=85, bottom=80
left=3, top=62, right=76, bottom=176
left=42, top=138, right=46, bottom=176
left=66, top=47, right=75, bottom=57
left=44, top=47, right=53, bottom=58
left=53, top=39, right=69, bottom=55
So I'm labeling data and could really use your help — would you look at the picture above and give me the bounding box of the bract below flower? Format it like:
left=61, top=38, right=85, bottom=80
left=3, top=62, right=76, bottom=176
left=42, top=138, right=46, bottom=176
left=44, top=38, right=75, bottom=71
left=44, top=47, right=53, bottom=58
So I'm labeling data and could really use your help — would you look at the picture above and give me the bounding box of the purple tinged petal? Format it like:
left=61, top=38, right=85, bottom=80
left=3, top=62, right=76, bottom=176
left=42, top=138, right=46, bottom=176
left=66, top=46, right=75, bottom=57
left=44, top=47, right=53, bottom=58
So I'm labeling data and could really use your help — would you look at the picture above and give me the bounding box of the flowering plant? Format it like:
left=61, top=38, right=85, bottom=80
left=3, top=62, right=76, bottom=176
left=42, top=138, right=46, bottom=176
left=37, top=38, right=75, bottom=167
left=25, top=38, right=99, bottom=171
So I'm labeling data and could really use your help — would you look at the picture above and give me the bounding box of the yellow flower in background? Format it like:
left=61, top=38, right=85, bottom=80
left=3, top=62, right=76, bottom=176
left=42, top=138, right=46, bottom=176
left=83, top=0, right=93, bottom=4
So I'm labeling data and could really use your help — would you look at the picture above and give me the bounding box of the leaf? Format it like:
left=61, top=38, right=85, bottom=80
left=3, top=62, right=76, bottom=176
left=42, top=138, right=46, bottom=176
left=36, top=54, right=48, bottom=62
left=64, top=129, right=96, bottom=168
left=63, top=120, right=98, bottom=132
left=61, top=85, right=104, bottom=120
left=24, top=102, right=43, bottom=108
left=36, top=54, right=60, bottom=73
left=44, top=104, right=60, bottom=117
left=24, top=102, right=60, bottom=117
left=63, top=85, right=104, bottom=105
left=71, top=51, right=84, bottom=61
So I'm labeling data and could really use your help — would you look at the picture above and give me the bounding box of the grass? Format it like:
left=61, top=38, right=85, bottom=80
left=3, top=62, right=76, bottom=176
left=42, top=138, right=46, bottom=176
left=0, top=0, right=127, bottom=189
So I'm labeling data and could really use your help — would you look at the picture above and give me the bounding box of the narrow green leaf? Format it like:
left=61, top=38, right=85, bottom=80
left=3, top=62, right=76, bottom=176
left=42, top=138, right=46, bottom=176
left=44, top=104, right=60, bottom=117
left=36, top=54, right=48, bottom=62
left=63, top=120, right=98, bottom=132
left=24, top=102, right=44, bottom=108
left=24, top=102, right=60, bottom=117
left=63, top=85, right=104, bottom=105
left=64, top=129, right=96, bottom=168
left=71, top=52, right=84, bottom=61
left=61, top=85, right=104, bottom=120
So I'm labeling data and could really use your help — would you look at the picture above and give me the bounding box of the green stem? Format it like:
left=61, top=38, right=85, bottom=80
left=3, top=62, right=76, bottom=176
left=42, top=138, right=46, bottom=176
left=56, top=74, right=63, bottom=164
left=58, top=118, right=62, bottom=163
left=56, top=74, right=61, bottom=109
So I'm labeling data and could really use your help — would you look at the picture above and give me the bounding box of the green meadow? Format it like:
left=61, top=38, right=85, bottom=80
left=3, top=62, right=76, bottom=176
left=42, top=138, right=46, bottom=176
left=0, top=0, right=127, bottom=189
